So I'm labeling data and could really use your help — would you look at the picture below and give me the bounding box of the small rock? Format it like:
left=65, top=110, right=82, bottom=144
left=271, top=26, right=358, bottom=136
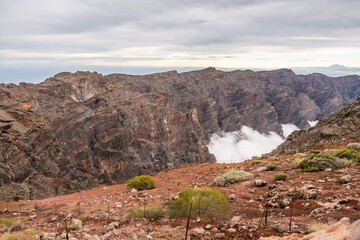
left=256, top=196, right=264, bottom=201
left=214, top=233, right=226, bottom=239
left=51, top=215, right=59, bottom=222
left=72, top=218, right=82, bottom=229
left=109, top=221, right=120, bottom=229
left=340, top=175, right=352, bottom=184
left=268, top=184, right=277, bottom=189
left=42, top=232, right=57, bottom=240
left=205, top=224, right=212, bottom=230
left=226, top=228, right=236, bottom=232
left=228, top=194, right=236, bottom=201
left=317, top=179, right=326, bottom=183
left=324, top=168, right=333, bottom=172
left=254, top=179, right=267, bottom=187
left=192, top=227, right=206, bottom=236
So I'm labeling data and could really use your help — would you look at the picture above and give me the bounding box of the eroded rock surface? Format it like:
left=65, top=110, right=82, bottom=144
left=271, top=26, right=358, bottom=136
left=1, top=68, right=360, bottom=199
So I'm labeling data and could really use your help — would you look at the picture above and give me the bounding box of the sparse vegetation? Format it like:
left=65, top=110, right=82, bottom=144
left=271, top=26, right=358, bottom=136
left=305, top=221, right=328, bottom=233
left=331, top=183, right=340, bottom=190
left=347, top=142, right=360, bottom=150
left=303, top=166, right=320, bottom=172
left=322, top=172, right=329, bottom=176
left=292, top=153, right=308, bottom=166
left=168, top=188, right=232, bottom=220
left=0, top=217, right=27, bottom=228
left=311, top=150, right=321, bottom=154
left=266, top=163, right=278, bottom=171
left=224, top=168, right=236, bottom=173
left=252, top=160, right=262, bottom=165
left=299, top=153, right=341, bottom=171
left=214, top=170, right=253, bottom=186
left=334, top=149, right=360, bottom=163
left=76, top=215, right=85, bottom=221
left=126, top=175, right=155, bottom=191
left=173, top=181, right=182, bottom=185
left=275, top=173, right=289, bottom=181
left=63, top=224, right=78, bottom=232
left=0, top=229, right=40, bottom=240
left=125, top=204, right=163, bottom=219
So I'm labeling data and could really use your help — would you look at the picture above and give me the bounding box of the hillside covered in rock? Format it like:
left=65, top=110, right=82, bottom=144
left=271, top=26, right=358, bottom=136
left=0, top=68, right=360, bottom=200
left=272, top=98, right=360, bottom=155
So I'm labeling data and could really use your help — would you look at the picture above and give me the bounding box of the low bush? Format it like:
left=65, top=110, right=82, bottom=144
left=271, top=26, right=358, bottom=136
left=311, top=150, right=321, bottom=154
left=168, top=188, right=232, bottom=220
left=275, top=173, right=289, bottom=181
left=251, top=160, right=262, bottom=165
left=224, top=168, right=236, bottom=173
left=334, top=149, right=360, bottom=163
left=126, top=175, right=155, bottom=191
left=125, top=204, right=163, bottom=219
left=266, top=163, right=278, bottom=171
left=214, top=170, right=253, bottom=186
left=347, top=142, right=360, bottom=150
left=299, top=153, right=344, bottom=171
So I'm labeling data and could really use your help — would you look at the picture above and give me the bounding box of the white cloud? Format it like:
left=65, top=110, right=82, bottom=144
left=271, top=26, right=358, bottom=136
left=207, top=126, right=284, bottom=163
left=308, top=120, right=318, bottom=127
left=281, top=124, right=300, bottom=138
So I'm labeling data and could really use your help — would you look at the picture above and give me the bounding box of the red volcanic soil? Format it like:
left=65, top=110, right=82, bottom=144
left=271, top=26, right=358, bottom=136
left=1, top=144, right=360, bottom=239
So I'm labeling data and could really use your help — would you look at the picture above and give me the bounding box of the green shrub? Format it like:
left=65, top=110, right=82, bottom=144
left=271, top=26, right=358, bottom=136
left=303, top=166, right=320, bottom=172
left=311, top=150, right=321, bottom=154
left=334, top=149, right=360, bottom=163
left=347, top=142, right=360, bottom=150
left=125, top=204, right=163, bottom=219
left=224, top=168, right=236, bottom=173
left=299, top=154, right=344, bottom=171
left=275, top=173, right=289, bottom=181
left=168, top=188, right=232, bottom=220
left=266, top=163, right=278, bottom=171
left=214, top=170, right=253, bottom=186
left=126, top=175, right=155, bottom=191
left=252, top=160, right=262, bottom=165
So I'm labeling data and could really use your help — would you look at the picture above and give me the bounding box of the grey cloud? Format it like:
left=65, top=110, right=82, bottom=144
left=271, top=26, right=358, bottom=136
left=0, top=0, right=359, bottom=66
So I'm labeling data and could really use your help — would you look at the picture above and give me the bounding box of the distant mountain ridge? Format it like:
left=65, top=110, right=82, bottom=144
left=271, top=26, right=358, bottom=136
left=0, top=67, right=360, bottom=200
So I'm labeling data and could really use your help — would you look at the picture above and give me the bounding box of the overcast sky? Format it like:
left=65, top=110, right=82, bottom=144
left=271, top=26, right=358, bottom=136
left=1, top=0, right=360, bottom=83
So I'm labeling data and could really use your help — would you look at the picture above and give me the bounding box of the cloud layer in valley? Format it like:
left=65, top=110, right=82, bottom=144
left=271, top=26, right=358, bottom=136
left=1, top=0, right=360, bottom=83
left=208, top=124, right=299, bottom=163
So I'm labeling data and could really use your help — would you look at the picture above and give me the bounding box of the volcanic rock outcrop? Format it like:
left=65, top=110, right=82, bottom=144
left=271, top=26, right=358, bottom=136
left=272, top=98, right=360, bottom=155
left=0, top=68, right=359, bottom=200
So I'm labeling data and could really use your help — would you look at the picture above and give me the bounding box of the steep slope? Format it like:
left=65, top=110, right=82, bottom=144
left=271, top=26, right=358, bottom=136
left=272, top=98, right=360, bottom=155
left=0, top=68, right=359, bottom=200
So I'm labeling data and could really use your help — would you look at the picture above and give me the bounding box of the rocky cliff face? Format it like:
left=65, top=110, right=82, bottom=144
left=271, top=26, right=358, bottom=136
left=0, top=68, right=359, bottom=200
left=272, top=98, right=360, bottom=155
